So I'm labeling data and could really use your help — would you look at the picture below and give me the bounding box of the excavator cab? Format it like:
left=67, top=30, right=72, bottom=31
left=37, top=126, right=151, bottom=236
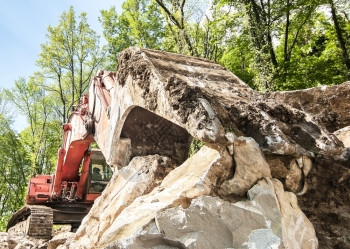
left=88, top=148, right=113, bottom=194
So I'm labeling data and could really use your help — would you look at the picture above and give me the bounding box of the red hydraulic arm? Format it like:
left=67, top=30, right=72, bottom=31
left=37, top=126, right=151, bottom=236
left=26, top=70, right=116, bottom=204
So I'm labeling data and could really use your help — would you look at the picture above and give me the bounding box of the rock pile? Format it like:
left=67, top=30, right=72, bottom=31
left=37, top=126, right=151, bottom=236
left=67, top=145, right=317, bottom=248
left=66, top=48, right=349, bottom=248
left=1, top=231, right=47, bottom=249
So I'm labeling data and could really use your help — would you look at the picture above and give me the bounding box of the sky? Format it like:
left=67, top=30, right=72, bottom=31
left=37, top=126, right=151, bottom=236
left=0, top=0, right=122, bottom=89
left=0, top=0, right=122, bottom=131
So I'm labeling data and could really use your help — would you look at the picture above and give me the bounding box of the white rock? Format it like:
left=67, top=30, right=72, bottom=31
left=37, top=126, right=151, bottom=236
left=95, top=145, right=232, bottom=248
left=0, top=232, right=8, bottom=249
left=220, top=137, right=271, bottom=196
left=70, top=155, right=176, bottom=249
left=334, top=126, right=350, bottom=147
left=99, top=178, right=317, bottom=249
left=48, top=232, right=74, bottom=249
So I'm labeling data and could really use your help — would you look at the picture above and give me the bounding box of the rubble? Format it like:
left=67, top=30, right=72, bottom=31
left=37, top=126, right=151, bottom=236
left=48, top=232, right=74, bottom=249
left=6, top=231, right=47, bottom=249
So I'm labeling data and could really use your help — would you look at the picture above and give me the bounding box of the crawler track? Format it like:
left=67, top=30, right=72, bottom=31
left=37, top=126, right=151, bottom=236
left=7, top=205, right=53, bottom=239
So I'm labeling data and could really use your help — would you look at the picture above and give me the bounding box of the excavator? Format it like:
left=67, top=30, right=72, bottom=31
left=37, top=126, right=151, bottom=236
left=6, top=48, right=193, bottom=239
left=6, top=73, right=116, bottom=239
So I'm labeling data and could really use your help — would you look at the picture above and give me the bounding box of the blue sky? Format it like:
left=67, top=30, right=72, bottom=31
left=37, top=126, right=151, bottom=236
left=0, top=1, right=122, bottom=131
left=0, top=0, right=122, bottom=90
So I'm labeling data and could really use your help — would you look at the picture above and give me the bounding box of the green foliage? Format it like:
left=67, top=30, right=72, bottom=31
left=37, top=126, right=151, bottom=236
left=189, top=138, right=205, bottom=157
left=37, top=6, right=105, bottom=123
left=0, top=111, right=30, bottom=231
left=218, top=0, right=349, bottom=90
left=102, top=0, right=348, bottom=90
left=100, top=0, right=165, bottom=69
left=273, top=10, right=349, bottom=90
left=4, top=77, right=61, bottom=175
left=219, top=13, right=257, bottom=87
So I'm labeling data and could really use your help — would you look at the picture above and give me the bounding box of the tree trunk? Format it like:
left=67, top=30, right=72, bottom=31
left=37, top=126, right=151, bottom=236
left=329, top=0, right=350, bottom=79
left=282, top=0, right=291, bottom=83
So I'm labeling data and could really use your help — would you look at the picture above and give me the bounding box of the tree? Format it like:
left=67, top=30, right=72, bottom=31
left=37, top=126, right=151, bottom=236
left=37, top=6, right=105, bottom=123
left=221, top=0, right=320, bottom=89
left=155, top=0, right=198, bottom=55
left=214, top=0, right=350, bottom=90
left=100, top=0, right=165, bottom=69
left=273, top=10, right=348, bottom=89
left=0, top=93, right=30, bottom=231
left=187, top=0, right=230, bottom=61
left=4, top=76, right=61, bottom=175
left=328, top=0, right=350, bottom=79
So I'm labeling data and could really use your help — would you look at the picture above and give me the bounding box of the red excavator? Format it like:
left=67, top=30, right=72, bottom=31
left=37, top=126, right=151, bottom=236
left=6, top=71, right=117, bottom=239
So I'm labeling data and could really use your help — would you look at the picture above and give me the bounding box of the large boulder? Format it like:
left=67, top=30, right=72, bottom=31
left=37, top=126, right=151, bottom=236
left=100, top=48, right=343, bottom=168
left=67, top=145, right=231, bottom=248
left=95, top=145, right=232, bottom=248
left=70, top=155, right=176, bottom=248
left=219, top=136, right=271, bottom=196
left=62, top=48, right=349, bottom=248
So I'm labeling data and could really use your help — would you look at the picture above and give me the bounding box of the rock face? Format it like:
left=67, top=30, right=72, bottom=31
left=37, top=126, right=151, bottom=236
left=266, top=82, right=350, bottom=249
left=266, top=82, right=350, bottom=133
left=63, top=48, right=348, bottom=249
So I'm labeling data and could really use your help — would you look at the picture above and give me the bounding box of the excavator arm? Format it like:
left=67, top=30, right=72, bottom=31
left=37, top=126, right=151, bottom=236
left=7, top=71, right=116, bottom=237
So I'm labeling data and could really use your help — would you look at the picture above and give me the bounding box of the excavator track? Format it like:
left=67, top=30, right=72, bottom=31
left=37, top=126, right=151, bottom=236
left=7, top=205, right=53, bottom=240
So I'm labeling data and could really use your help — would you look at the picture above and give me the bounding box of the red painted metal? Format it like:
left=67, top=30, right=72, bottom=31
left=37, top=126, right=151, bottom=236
left=24, top=72, right=114, bottom=208
left=76, top=151, right=92, bottom=199
left=26, top=175, right=53, bottom=204
left=85, top=193, right=101, bottom=202
left=52, top=148, right=66, bottom=199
